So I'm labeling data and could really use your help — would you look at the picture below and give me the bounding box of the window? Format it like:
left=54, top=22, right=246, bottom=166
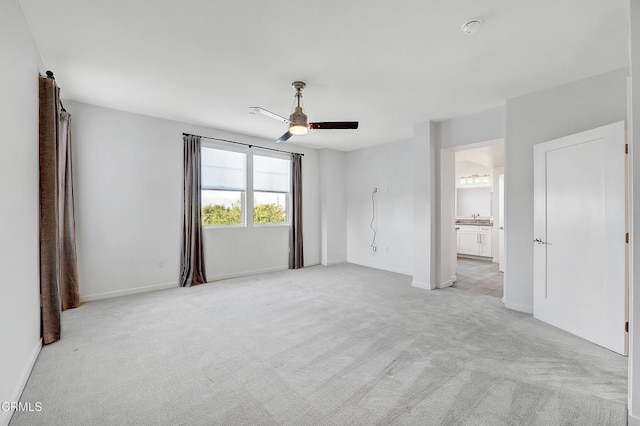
left=201, top=147, right=246, bottom=226
left=200, top=146, right=291, bottom=227
left=253, top=155, right=290, bottom=225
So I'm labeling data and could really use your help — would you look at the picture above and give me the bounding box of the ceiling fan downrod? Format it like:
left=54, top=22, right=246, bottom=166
left=289, top=81, right=308, bottom=132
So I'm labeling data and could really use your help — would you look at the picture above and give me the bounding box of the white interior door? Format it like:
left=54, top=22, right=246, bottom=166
left=533, top=121, right=627, bottom=355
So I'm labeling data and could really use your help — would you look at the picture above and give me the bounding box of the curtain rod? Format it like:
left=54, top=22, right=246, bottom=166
left=182, top=132, right=304, bottom=156
left=42, top=71, right=67, bottom=112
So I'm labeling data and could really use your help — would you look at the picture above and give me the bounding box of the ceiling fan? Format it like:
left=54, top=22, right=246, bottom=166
left=249, top=81, right=359, bottom=143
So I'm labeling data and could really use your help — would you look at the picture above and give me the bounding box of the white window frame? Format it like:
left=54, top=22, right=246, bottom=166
left=201, top=142, right=249, bottom=228
left=252, top=190, right=290, bottom=227
left=200, top=143, right=292, bottom=229
left=252, top=150, right=291, bottom=228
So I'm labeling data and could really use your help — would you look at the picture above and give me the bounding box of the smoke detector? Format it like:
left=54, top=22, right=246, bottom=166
left=461, top=19, right=482, bottom=34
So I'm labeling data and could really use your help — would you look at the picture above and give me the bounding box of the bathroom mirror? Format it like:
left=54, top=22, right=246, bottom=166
left=456, top=187, right=492, bottom=217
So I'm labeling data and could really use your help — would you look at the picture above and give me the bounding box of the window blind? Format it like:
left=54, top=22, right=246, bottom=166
left=201, top=147, right=246, bottom=191
left=253, top=155, right=290, bottom=192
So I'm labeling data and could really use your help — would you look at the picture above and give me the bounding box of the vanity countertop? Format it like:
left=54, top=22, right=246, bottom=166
left=455, top=220, right=493, bottom=226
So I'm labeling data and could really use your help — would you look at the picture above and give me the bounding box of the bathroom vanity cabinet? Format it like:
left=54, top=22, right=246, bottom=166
left=456, top=224, right=492, bottom=257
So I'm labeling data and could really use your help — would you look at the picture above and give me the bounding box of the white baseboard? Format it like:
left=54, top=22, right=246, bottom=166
left=1, top=339, right=42, bottom=426
left=81, top=266, right=294, bottom=301
left=504, top=301, right=533, bottom=314
left=323, top=259, right=347, bottom=266
left=629, top=413, right=640, bottom=426
left=451, top=275, right=457, bottom=283
left=210, top=266, right=288, bottom=282
left=412, top=280, right=434, bottom=290
left=438, top=279, right=453, bottom=289
left=80, top=281, right=178, bottom=302
left=347, top=260, right=413, bottom=276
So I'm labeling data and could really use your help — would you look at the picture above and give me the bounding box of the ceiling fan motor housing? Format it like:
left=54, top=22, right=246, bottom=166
left=290, top=106, right=308, bottom=126
left=289, top=106, right=308, bottom=134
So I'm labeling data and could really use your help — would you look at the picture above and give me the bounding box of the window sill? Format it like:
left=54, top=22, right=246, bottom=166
left=202, top=223, right=290, bottom=230
left=203, top=224, right=246, bottom=229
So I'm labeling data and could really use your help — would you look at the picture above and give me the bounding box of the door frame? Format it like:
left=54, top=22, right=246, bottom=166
left=498, top=173, right=505, bottom=273
left=439, top=139, right=505, bottom=292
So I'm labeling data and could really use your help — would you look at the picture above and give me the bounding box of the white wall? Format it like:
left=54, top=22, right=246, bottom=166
left=346, top=138, right=414, bottom=275
left=440, top=149, right=456, bottom=287
left=319, top=149, right=347, bottom=265
left=344, top=121, right=438, bottom=288
left=455, top=160, right=492, bottom=178
left=438, top=107, right=506, bottom=149
left=413, top=121, right=438, bottom=289
left=505, top=68, right=628, bottom=314
left=67, top=101, right=321, bottom=300
left=0, top=1, right=43, bottom=425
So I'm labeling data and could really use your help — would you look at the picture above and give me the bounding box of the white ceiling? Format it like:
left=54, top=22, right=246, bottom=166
left=19, top=0, right=629, bottom=151
left=456, top=142, right=504, bottom=170
left=456, top=160, right=491, bottom=178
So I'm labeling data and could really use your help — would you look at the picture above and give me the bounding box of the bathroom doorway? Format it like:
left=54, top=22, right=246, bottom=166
left=440, top=139, right=505, bottom=299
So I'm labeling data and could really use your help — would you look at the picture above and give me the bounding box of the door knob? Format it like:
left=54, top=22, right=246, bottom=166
left=533, top=238, right=547, bottom=244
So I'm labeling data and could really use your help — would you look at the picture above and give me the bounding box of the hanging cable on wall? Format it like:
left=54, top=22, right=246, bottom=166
left=370, top=187, right=378, bottom=252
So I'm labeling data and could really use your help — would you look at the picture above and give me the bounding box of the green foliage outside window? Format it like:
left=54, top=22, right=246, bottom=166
left=202, top=204, right=241, bottom=225
left=253, top=203, right=286, bottom=224
left=202, top=203, right=285, bottom=225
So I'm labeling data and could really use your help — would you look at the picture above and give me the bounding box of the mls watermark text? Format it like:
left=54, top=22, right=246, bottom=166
left=1, top=402, right=42, bottom=412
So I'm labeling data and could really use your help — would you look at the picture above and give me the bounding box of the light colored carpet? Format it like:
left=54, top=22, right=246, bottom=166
left=12, top=263, right=627, bottom=425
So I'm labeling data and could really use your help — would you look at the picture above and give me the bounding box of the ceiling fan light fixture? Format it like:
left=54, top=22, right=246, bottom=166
left=289, top=123, right=308, bottom=135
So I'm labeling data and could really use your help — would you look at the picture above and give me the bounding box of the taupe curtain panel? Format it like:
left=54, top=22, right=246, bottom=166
left=39, top=76, right=80, bottom=345
left=58, top=111, right=80, bottom=310
left=289, top=153, right=303, bottom=269
left=180, top=134, right=207, bottom=287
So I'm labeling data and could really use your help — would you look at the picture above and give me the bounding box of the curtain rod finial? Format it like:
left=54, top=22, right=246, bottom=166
left=45, top=70, right=55, bottom=79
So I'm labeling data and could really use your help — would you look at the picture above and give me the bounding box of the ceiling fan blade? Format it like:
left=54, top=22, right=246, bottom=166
left=276, top=131, right=293, bottom=143
left=248, top=107, right=290, bottom=124
left=309, top=121, right=359, bottom=130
